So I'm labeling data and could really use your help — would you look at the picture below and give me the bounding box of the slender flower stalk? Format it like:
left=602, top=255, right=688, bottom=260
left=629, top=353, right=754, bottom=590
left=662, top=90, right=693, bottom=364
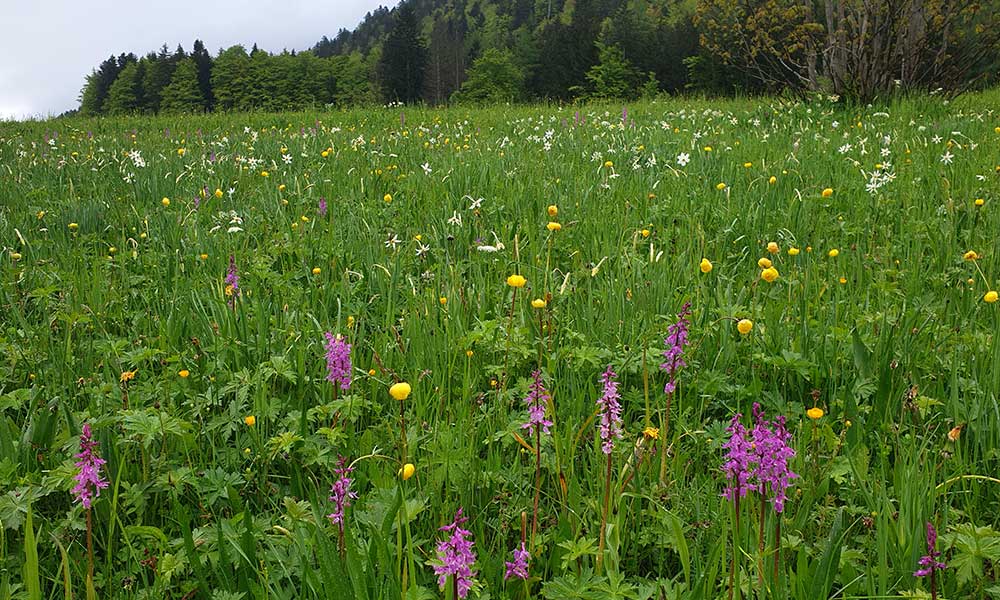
left=914, top=522, right=947, bottom=600
left=225, top=255, right=240, bottom=308
left=522, top=370, right=552, bottom=548
left=433, top=508, right=478, bottom=599
left=596, top=366, right=622, bottom=570
left=72, top=424, right=108, bottom=586
left=659, top=302, right=691, bottom=483
left=327, top=456, right=358, bottom=559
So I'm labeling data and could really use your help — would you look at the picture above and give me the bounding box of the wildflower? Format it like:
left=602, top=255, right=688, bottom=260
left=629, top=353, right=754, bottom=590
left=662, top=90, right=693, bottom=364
left=807, top=407, right=824, bottom=420
left=504, top=542, right=530, bottom=581
left=737, top=319, right=753, bottom=335
left=10, top=252, right=21, bottom=261
left=744, top=162, right=752, bottom=168
left=963, top=250, right=979, bottom=261
left=522, top=370, right=553, bottom=436
left=716, top=182, right=727, bottom=191
left=318, top=197, right=328, bottom=217
left=244, top=415, right=255, bottom=426
left=768, top=176, right=777, bottom=184
left=547, top=205, right=558, bottom=217
left=432, top=508, right=478, bottom=599
left=384, top=193, right=392, bottom=203
left=327, top=457, right=358, bottom=526
left=761, top=267, right=779, bottom=283
left=324, top=333, right=352, bottom=391
left=312, top=267, right=322, bottom=275
left=914, top=522, right=947, bottom=577
left=161, top=197, right=170, bottom=207
left=975, top=198, right=985, bottom=207
left=985, top=291, right=998, bottom=303
left=641, top=229, right=650, bottom=238
left=947, top=424, right=964, bottom=442
left=71, top=424, right=108, bottom=509
left=604, top=160, right=613, bottom=168
left=767, top=242, right=779, bottom=254
left=215, top=188, right=223, bottom=198
left=507, top=274, right=527, bottom=288
left=597, top=366, right=623, bottom=454
left=828, top=248, right=840, bottom=258
left=531, top=298, right=546, bottom=309
left=750, top=404, right=797, bottom=512
left=642, top=426, right=660, bottom=440
left=660, top=303, right=691, bottom=395
left=676, top=152, right=690, bottom=167
left=178, top=369, right=190, bottom=378
left=700, top=258, right=713, bottom=273
left=400, top=463, right=416, bottom=480
left=120, top=369, right=137, bottom=384
left=222, top=256, right=239, bottom=298
left=260, top=170, right=269, bottom=177
left=68, top=222, right=79, bottom=231
left=722, top=414, right=752, bottom=500
left=439, top=296, right=447, bottom=305
left=822, top=188, right=833, bottom=197
left=390, top=382, right=411, bottom=401
left=758, top=257, right=773, bottom=269
left=546, top=222, right=562, bottom=231
left=788, top=247, right=800, bottom=256
left=177, top=148, right=185, bottom=156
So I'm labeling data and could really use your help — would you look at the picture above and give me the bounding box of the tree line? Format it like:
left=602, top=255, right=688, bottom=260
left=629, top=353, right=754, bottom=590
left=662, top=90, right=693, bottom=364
left=76, top=0, right=1000, bottom=115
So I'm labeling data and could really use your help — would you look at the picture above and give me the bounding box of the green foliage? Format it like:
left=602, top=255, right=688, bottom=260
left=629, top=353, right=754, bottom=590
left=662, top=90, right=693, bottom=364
left=578, top=43, right=641, bottom=100
left=159, top=58, right=206, bottom=114
left=103, top=62, right=143, bottom=115
left=378, top=4, right=427, bottom=103
left=453, top=48, right=524, bottom=104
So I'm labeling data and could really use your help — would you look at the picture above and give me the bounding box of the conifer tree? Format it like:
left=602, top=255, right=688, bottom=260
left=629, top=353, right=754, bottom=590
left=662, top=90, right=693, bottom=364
left=377, top=3, right=427, bottom=103
left=159, top=58, right=205, bottom=113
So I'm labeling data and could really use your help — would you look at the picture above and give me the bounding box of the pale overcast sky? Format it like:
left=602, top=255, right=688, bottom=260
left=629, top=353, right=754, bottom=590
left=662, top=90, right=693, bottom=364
left=0, top=0, right=399, bottom=120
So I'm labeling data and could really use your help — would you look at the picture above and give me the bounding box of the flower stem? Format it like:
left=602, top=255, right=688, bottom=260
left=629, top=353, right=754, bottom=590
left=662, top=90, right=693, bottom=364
left=597, top=452, right=613, bottom=572
left=531, top=426, right=541, bottom=549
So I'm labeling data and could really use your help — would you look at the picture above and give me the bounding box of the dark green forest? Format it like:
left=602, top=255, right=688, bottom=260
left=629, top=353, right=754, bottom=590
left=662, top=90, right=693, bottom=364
left=76, top=0, right=1000, bottom=115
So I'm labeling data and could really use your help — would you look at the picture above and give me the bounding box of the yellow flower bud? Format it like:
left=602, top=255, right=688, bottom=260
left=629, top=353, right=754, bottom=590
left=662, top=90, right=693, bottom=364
left=700, top=258, right=713, bottom=273
left=399, top=463, right=415, bottom=480
left=506, top=274, right=527, bottom=288
left=390, top=382, right=411, bottom=401
left=767, top=242, right=779, bottom=254
left=546, top=222, right=562, bottom=232
left=547, top=205, right=558, bottom=217
left=737, top=319, right=753, bottom=335
left=531, top=298, right=547, bottom=309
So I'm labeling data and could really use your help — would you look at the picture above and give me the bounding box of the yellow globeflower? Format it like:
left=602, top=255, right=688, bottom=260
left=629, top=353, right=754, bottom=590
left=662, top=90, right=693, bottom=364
left=390, top=382, right=411, bottom=401
left=716, top=182, right=727, bottom=191
left=244, top=415, right=256, bottom=427
left=383, top=193, right=392, bottom=203
left=399, top=463, right=416, bottom=480
left=278, top=184, right=286, bottom=192
left=828, top=248, right=840, bottom=258
left=312, top=267, right=322, bottom=275
left=177, top=148, right=186, bottom=156
left=761, top=266, right=779, bottom=283
left=179, top=369, right=190, bottom=378
left=767, top=241, right=779, bottom=254
left=604, top=160, right=614, bottom=168
left=261, top=170, right=269, bottom=177
left=743, top=162, right=752, bottom=168
left=641, top=229, right=650, bottom=238
left=975, top=198, right=985, bottom=207
left=547, top=205, right=558, bottom=217
left=768, top=176, right=777, bottom=184
left=788, top=247, right=800, bottom=256
left=737, top=319, right=753, bottom=335
left=531, top=298, right=547, bottom=309
left=985, top=291, right=999, bottom=303
left=807, top=407, right=824, bottom=420
left=68, top=222, right=79, bottom=231
left=758, top=257, right=773, bottom=269
left=822, top=188, right=833, bottom=197
left=214, top=188, right=223, bottom=198
left=439, top=296, right=447, bottom=305
left=700, top=258, right=713, bottom=273
left=963, top=250, right=979, bottom=261
left=161, top=197, right=170, bottom=207
left=507, top=274, right=527, bottom=288
left=546, top=222, right=562, bottom=231
left=11, top=252, right=22, bottom=261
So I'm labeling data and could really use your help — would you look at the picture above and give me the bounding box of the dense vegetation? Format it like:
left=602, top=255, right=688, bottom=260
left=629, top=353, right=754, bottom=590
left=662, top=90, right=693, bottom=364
left=2, top=90, right=1000, bottom=599
left=72, top=0, right=1000, bottom=118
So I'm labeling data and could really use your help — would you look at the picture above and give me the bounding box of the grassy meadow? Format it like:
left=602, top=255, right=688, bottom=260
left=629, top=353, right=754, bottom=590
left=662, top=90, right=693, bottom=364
left=2, top=91, right=1000, bottom=599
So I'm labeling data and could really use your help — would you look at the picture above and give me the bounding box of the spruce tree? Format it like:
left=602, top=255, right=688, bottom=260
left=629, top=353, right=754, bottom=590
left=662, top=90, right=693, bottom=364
left=159, top=58, right=205, bottom=113
left=103, top=62, right=143, bottom=114
left=377, top=3, right=427, bottom=103
left=191, top=40, right=215, bottom=110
